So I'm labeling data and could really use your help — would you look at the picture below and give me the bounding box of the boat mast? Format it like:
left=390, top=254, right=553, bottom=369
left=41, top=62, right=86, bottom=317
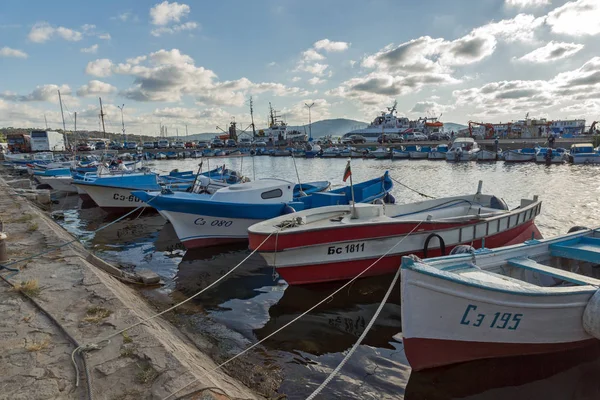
left=249, top=96, right=256, bottom=138
left=57, top=90, right=69, bottom=149
left=44, top=114, right=48, bottom=130
left=99, top=97, right=106, bottom=138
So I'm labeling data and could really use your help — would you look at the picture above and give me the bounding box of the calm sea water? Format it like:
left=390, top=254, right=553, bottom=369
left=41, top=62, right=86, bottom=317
left=55, top=157, right=600, bottom=400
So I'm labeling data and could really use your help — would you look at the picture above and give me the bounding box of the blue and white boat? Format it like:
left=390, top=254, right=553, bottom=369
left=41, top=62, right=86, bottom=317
left=535, top=147, right=567, bottom=164
left=504, top=148, right=537, bottom=162
left=568, top=144, right=600, bottom=164
left=392, top=146, right=412, bottom=159
left=321, top=147, right=340, bottom=158
left=132, top=172, right=392, bottom=249
left=371, top=147, right=391, bottom=159
left=305, top=143, right=321, bottom=158
left=401, top=227, right=600, bottom=371
left=72, top=168, right=234, bottom=211
left=428, top=144, right=449, bottom=160
left=409, top=145, right=431, bottom=159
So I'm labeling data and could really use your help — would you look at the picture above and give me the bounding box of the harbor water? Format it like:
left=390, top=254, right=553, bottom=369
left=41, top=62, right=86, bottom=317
left=55, top=156, right=600, bottom=399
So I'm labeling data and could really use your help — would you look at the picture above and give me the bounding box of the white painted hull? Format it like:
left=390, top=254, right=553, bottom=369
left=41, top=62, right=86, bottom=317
left=409, top=152, right=429, bottom=159
left=373, top=151, right=390, bottom=159
left=73, top=184, right=147, bottom=210
left=38, top=176, right=77, bottom=193
left=476, top=149, right=499, bottom=161
left=392, top=151, right=409, bottom=159
left=161, top=210, right=258, bottom=249
left=570, top=154, right=600, bottom=164
left=535, top=154, right=565, bottom=163
left=428, top=151, right=447, bottom=160
left=350, top=151, right=366, bottom=158
left=505, top=151, right=535, bottom=162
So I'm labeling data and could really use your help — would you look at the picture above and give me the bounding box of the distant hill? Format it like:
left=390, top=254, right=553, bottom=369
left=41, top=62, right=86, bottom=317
left=443, top=122, right=467, bottom=133
left=183, top=118, right=367, bottom=141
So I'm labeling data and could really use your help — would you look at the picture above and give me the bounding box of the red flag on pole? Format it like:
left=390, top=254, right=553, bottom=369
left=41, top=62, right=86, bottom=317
left=343, top=161, right=351, bottom=182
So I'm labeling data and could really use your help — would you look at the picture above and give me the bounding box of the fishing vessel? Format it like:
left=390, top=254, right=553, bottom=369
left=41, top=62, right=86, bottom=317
left=341, top=101, right=413, bottom=143
left=401, top=228, right=600, bottom=371
left=445, top=138, right=480, bottom=161
left=247, top=181, right=541, bottom=285
left=409, top=146, right=430, bottom=159
left=134, top=173, right=391, bottom=249
left=259, top=103, right=307, bottom=143
left=535, top=147, right=567, bottom=163
left=567, top=144, right=600, bottom=164
left=504, top=148, right=536, bottom=162
left=476, top=148, right=500, bottom=161
left=392, top=146, right=412, bottom=159
left=428, top=144, right=448, bottom=160
left=371, top=147, right=391, bottom=159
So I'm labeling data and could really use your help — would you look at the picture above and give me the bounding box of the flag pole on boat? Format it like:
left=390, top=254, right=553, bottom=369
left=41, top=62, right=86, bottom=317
left=291, top=150, right=304, bottom=195
left=344, top=159, right=356, bottom=219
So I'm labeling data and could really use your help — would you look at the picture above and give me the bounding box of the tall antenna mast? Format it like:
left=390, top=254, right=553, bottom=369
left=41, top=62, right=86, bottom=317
left=57, top=90, right=69, bottom=149
left=44, top=114, right=48, bottom=130
left=249, top=96, right=256, bottom=138
left=99, top=97, right=106, bottom=138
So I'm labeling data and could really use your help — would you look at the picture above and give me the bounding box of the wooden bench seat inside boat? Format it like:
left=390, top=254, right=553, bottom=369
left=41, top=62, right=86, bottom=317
left=507, top=257, right=600, bottom=286
left=442, top=263, right=543, bottom=290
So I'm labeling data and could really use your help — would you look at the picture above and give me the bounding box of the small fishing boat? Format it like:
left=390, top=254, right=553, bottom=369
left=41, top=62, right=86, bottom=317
left=392, top=146, right=412, bottom=159
left=156, top=152, right=167, bottom=160
left=37, top=175, right=77, bottom=193
left=321, top=147, right=340, bottom=158
left=271, top=148, right=291, bottom=157
left=535, top=147, right=567, bottom=163
left=409, top=146, right=431, bottom=159
left=371, top=147, right=391, bottom=159
left=350, top=149, right=367, bottom=158
left=166, top=151, right=178, bottom=160
left=247, top=181, right=541, bottom=285
left=504, top=148, right=536, bottom=162
left=476, top=148, right=500, bottom=161
left=428, top=144, right=448, bottom=160
left=567, top=144, right=600, bottom=164
left=305, top=143, right=321, bottom=158
left=339, top=147, right=352, bottom=158
left=134, top=173, right=391, bottom=249
left=401, top=228, right=600, bottom=371
left=445, top=138, right=480, bottom=161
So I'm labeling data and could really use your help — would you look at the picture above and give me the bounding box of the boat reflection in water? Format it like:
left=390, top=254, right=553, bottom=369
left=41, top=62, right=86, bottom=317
left=405, top=342, right=600, bottom=400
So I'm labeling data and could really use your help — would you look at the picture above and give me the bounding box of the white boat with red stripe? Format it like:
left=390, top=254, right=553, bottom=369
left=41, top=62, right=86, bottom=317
left=247, top=182, right=542, bottom=285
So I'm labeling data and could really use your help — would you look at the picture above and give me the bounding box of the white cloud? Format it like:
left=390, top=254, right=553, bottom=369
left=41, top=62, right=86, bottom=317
left=546, top=0, right=600, bottom=36
left=307, top=77, right=325, bottom=85
left=410, top=101, right=453, bottom=114
left=297, top=62, right=329, bottom=76
left=28, top=22, right=83, bottom=43
left=80, top=44, right=99, bottom=54
left=515, top=41, right=584, bottom=63
left=302, top=49, right=325, bottom=61
left=150, top=1, right=191, bottom=25
left=0, top=84, right=71, bottom=102
left=505, top=0, right=550, bottom=8
left=313, top=39, right=350, bottom=52
left=76, top=80, right=117, bottom=97
left=85, top=59, right=114, bottom=77
left=291, top=76, right=301, bottom=82
left=0, top=47, right=27, bottom=58
left=473, top=13, right=544, bottom=43
left=151, top=21, right=198, bottom=36
left=112, top=12, right=132, bottom=22
left=98, top=33, right=111, bottom=40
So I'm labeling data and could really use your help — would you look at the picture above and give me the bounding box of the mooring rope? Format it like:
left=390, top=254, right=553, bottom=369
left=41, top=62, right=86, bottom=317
left=163, top=219, right=425, bottom=400
left=306, top=264, right=402, bottom=400
left=390, top=176, right=435, bottom=199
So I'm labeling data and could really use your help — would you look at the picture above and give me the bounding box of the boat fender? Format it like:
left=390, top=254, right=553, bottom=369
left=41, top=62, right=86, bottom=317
left=282, top=205, right=296, bottom=215
left=583, top=289, right=600, bottom=340
left=568, top=226, right=589, bottom=233
left=490, top=196, right=509, bottom=211
left=450, top=245, right=475, bottom=255
left=383, top=193, right=396, bottom=204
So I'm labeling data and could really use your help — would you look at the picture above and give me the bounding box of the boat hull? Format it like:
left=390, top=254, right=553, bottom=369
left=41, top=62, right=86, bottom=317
left=446, top=150, right=477, bottom=161
left=160, top=210, right=259, bottom=249
left=392, top=151, right=409, bottom=159
left=535, top=154, right=565, bottom=163
left=428, top=151, right=446, bottom=160
left=505, top=151, right=535, bottom=162
left=569, top=154, right=600, bottom=164
left=37, top=175, right=77, bottom=193
left=254, top=215, right=541, bottom=285
left=401, top=264, right=595, bottom=370
left=73, top=184, right=148, bottom=210
left=409, top=152, right=429, bottom=159
left=476, top=150, right=498, bottom=161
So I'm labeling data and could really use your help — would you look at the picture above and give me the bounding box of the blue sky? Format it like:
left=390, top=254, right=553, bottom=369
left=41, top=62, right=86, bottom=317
left=1, top=0, right=599, bottom=135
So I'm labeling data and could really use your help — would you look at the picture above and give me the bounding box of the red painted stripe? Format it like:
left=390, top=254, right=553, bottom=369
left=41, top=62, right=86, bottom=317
left=275, top=222, right=541, bottom=284
left=182, top=237, right=247, bottom=250
left=403, top=337, right=597, bottom=371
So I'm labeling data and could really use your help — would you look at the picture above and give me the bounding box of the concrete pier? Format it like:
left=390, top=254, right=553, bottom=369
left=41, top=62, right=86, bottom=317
left=0, top=172, right=262, bottom=400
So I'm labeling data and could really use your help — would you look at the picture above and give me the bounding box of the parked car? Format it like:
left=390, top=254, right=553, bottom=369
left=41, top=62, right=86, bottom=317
left=185, top=141, right=196, bottom=148
left=125, top=142, right=138, bottom=150
left=172, top=141, right=185, bottom=149
left=225, top=139, right=237, bottom=147
left=342, top=135, right=367, bottom=144
left=377, top=133, right=404, bottom=144
left=238, top=137, right=252, bottom=146
left=109, top=142, right=122, bottom=150
left=196, top=141, right=209, bottom=149
left=143, top=141, right=155, bottom=149
left=253, top=140, right=267, bottom=147
left=405, top=132, right=428, bottom=141
left=77, top=143, right=92, bottom=151
left=95, top=141, right=106, bottom=150
left=211, top=138, right=224, bottom=148
left=157, top=139, right=170, bottom=149
left=153, top=141, right=159, bottom=149
left=428, top=132, right=450, bottom=141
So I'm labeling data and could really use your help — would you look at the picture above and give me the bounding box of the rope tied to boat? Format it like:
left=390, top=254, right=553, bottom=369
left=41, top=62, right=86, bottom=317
left=161, top=218, right=426, bottom=400
left=390, top=176, right=435, bottom=199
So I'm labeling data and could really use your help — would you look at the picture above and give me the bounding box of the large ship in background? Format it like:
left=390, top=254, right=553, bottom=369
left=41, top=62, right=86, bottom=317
left=342, top=101, right=444, bottom=142
left=258, top=103, right=307, bottom=143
